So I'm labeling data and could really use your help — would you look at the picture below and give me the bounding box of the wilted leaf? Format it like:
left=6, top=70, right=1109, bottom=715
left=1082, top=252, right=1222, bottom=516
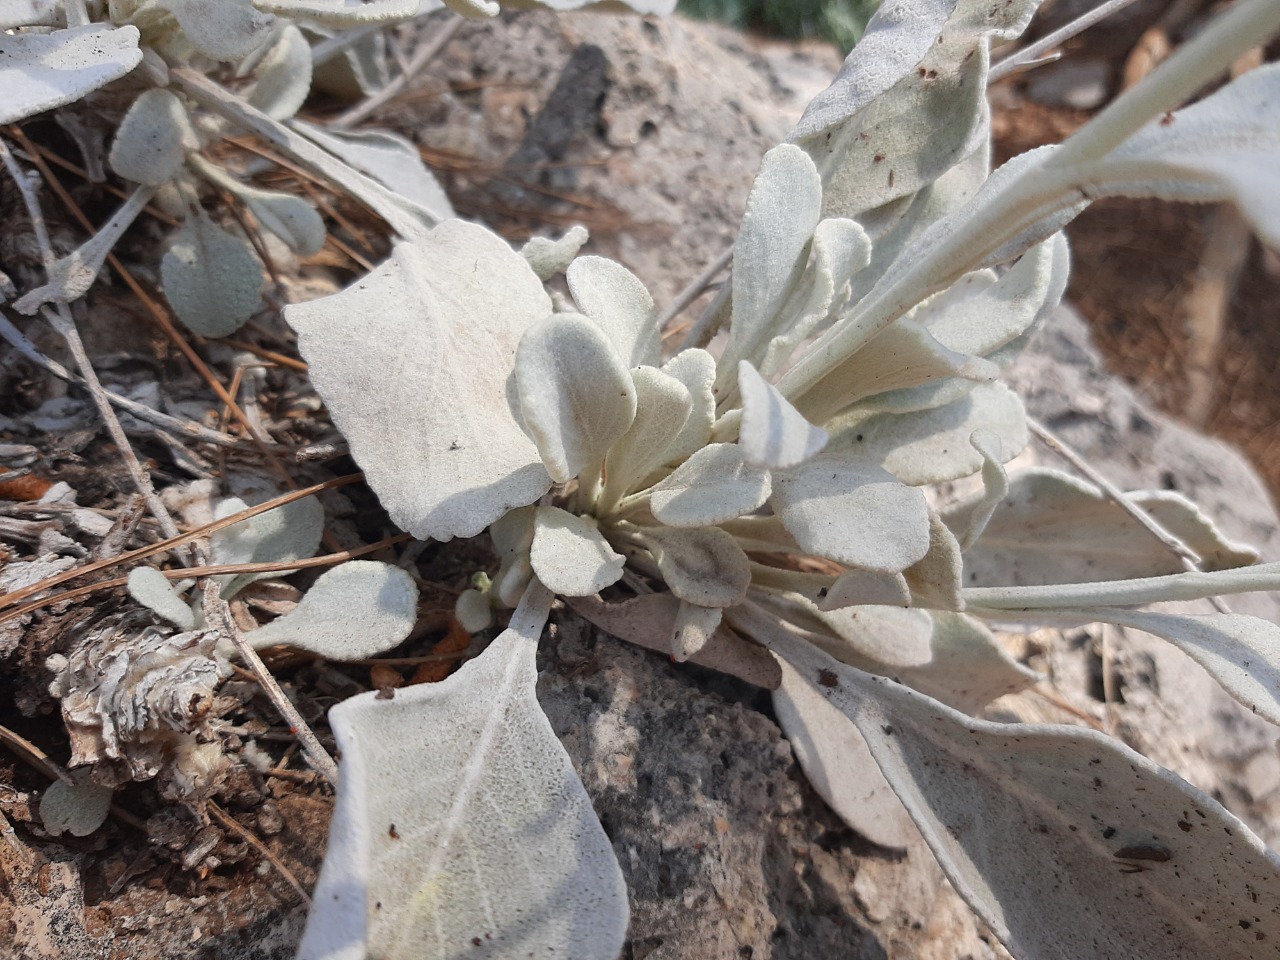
left=566, top=256, right=661, bottom=367
left=297, top=582, right=630, bottom=960
left=161, top=212, right=264, bottom=337
left=248, top=24, right=312, bottom=121
left=772, top=631, right=1280, bottom=960
left=515, top=313, right=637, bottom=485
left=245, top=561, right=418, bottom=660
left=647, top=443, right=771, bottom=528
left=566, top=592, right=782, bottom=689
left=0, top=24, right=142, bottom=125
left=772, top=450, right=930, bottom=573
left=529, top=507, right=625, bottom=597
left=773, top=658, right=915, bottom=849
left=947, top=468, right=1259, bottom=588
left=287, top=222, right=555, bottom=541
left=109, top=89, right=198, bottom=186
left=738, top=361, right=828, bottom=470
left=39, top=774, right=113, bottom=838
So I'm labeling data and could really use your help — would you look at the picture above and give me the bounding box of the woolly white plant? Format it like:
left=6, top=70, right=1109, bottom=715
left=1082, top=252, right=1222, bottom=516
left=280, top=0, right=1280, bottom=957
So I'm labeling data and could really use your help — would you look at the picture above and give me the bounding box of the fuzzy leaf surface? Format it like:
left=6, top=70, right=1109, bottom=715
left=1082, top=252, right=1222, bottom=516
left=163, top=0, right=273, bottom=61
left=297, top=582, right=629, bottom=960
left=246, top=561, right=418, bottom=660
left=642, top=525, right=752, bottom=608
left=773, top=633, right=1280, bottom=960
left=738, top=361, right=828, bottom=470
left=287, top=222, right=554, bottom=541
left=647, top=443, right=771, bottom=528
left=599, top=366, right=690, bottom=510
left=529, top=507, right=625, bottom=597
left=566, top=256, right=660, bottom=367
left=161, top=213, right=264, bottom=337
left=109, top=89, right=197, bottom=186
left=247, top=24, right=312, bottom=121
left=0, top=25, right=142, bottom=125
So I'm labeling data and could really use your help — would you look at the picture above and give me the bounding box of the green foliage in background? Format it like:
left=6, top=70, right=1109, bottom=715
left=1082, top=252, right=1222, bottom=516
left=678, top=0, right=880, bottom=49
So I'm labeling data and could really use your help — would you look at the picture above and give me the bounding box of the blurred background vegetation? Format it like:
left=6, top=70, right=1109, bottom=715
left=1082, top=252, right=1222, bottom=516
left=677, top=0, right=881, bottom=51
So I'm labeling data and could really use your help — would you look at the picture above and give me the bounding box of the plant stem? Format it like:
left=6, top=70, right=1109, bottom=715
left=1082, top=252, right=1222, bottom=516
left=989, top=0, right=1146, bottom=83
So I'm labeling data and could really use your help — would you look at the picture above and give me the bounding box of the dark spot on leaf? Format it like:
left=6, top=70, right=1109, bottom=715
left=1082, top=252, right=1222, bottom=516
left=1102, top=826, right=1116, bottom=839
left=1114, top=844, right=1171, bottom=863
left=472, top=937, right=483, bottom=947
left=388, top=824, right=400, bottom=840
left=818, top=669, right=838, bottom=688
left=881, top=724, right=894, bottom=736
left=1178, top=820, right=1192, bottom=832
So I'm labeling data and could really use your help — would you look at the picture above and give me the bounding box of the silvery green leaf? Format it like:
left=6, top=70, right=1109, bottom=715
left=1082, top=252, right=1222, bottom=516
left=965, top=562, right=1280, bottom=613
left=521, top=225, right=588, bottom=281
left=161, top=212, right=264, bottom=338
left=671, top=601, right=722, bottom=662
left=773, top=658, right=915, bottom=850
left=947, top=468, right=1259, bottom=589
left=791, top=0, right=1038, bottom=219
left=0, top=24, right=142, bottom=125
left=647, top=443, right=771, bottom=528
left=738, top=361, right=828, bottom=470
left=658, top=348, right=717, bottom=465
left=820, top=568, right=910, bottom=611
left=245, top=561, right=418, bottom=659
left=719, top=515, right=799, bottom=554
left=108, top=89, right=198, bottom=186
left=217, top=493, right=325, bottom=599
left=39, top=773, right=113, bottom=838
left=127, top=566, right=195, bottom=631
left=490, top=505, right=536, bottom=608
left=904, top=511, right=964, bottom=612
left=721, top=144, right=823, bottom=378
left=529, top=507, right=625, bottom=597
left=515, top=313, right=636, bottom=485
left=247, top=24, right=311, bottom=121
left=162, top=0, right=273, bottom=61
left=0, top=0, right=58, bottom=29
left=256, top=0, right=422, bottom=26
left=12, top=184, right=156, bottom=314
left=827, top=382, right=1027, bottom=487
left=297, top=582, right=630, bottom=960
left=439, top=0, right=499, bottom=17
left=1086, top=64, right=1280, bottom=249
left=566, top=592, right=782, bottom=689
left=1025, top=607, right=1280, bottom=728
left=771, top=451, right=930, bottom=573
left=894, top=612, right=1039, bottom=715
left=599, top=367, right=691, bottom=511
left=287, top=222, right=554, bottom=541
left=291, top=121, right=454, bottom=223
left=641, top=525, right=751, bottom=608
left=746, top=592, right=934, bottom=669
left=758, top=217, right=871, bottom=378
left=192, top=155, right=325, bottom=256
left=953, top=429, right=1008, bottom=551
left=797, top=317, right=998, bottom=425
left=565, top=256, right=661, bottom=368
left=771, top=631, right=1280, bottom=960
left=454, top=588, right=493, bottom=634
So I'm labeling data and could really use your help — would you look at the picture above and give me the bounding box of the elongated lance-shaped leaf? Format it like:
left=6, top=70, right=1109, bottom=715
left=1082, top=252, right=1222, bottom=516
left=1003, top=608, right=1280, bottom=729
left=771, top=450, right=930, bottom=573
left=287, top=222, right=554, bottom=541
left=645, top=443, right=771, bottom=528
left=738, top=361, right=828, bottom=470
left=529, top=507, right=625, bottom=598
left=566, top=256, right=661, bottom=368
left=297, top=581, right=630, bottom=960
left=773, top=658, right=916, bottom=850
left=948, top=468, right=1259, bottom=588
left=191, top=154, right=325, bottom=256
left=255, top=0, right=421, bottom=26
left=0, top=24, right=142, bottom=125
left=719, top=144, right=823, bottom=389
left=245, top=561, right=418, bottom=660
left=515, top=313, right=636, bottom=486
left=770, top=630, right=1280, bottom=960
